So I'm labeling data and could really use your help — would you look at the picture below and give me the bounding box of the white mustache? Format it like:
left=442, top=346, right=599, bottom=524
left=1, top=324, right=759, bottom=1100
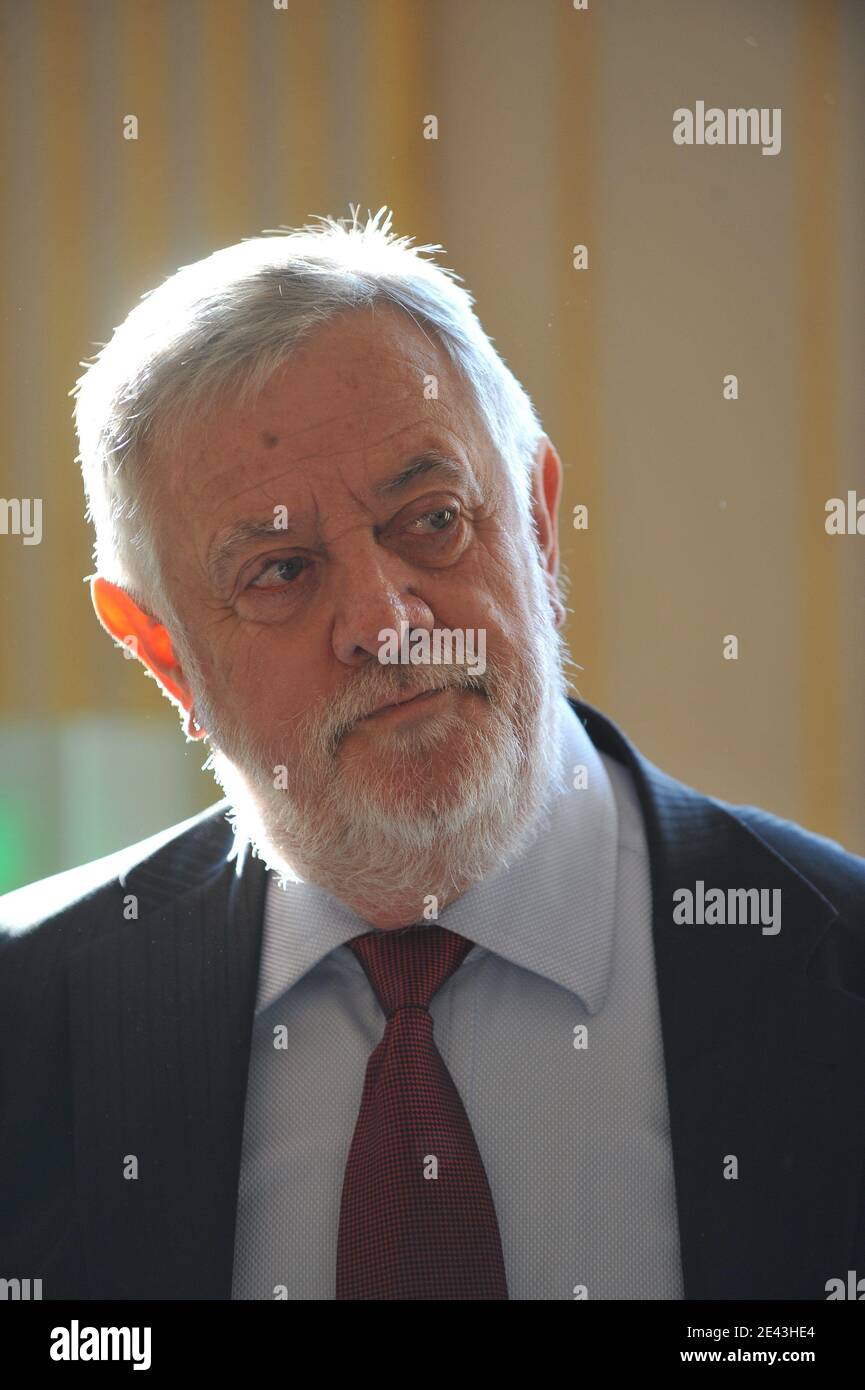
left=321, top=666, right=491, bottom=754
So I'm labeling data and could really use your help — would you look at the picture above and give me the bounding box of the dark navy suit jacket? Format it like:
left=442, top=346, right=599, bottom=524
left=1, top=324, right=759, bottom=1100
left=2, top=699, right=865, bottom=1300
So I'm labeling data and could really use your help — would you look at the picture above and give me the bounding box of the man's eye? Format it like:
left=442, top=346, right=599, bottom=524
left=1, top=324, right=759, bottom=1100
left=409, top=506, right=457, bottom=534
left=249, top=556, right=309, bottom=590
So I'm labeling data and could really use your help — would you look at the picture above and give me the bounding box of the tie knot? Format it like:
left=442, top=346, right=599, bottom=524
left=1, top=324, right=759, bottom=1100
left=345, top=923, right=475, bottom=1017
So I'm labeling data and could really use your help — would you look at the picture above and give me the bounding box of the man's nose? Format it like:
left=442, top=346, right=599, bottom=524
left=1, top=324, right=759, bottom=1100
left=329, top=543, right=435, bottom=668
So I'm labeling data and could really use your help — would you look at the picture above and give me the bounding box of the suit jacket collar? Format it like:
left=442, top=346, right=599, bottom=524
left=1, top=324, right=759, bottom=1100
left=67, top=699, right=865, bottom=1299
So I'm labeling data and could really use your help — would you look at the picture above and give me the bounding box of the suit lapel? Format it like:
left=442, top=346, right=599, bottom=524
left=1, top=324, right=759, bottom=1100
left=574, top=700, right=865, bottom=1299
left=67, top=811, right=268, bottom=1298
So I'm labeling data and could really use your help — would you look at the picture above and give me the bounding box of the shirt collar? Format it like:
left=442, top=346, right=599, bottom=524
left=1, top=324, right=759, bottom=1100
left=255, top=697, right=620, bottom=1016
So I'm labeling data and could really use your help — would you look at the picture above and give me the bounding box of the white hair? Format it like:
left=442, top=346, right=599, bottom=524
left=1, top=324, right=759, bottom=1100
left=72, top=205, right=546, bottom=623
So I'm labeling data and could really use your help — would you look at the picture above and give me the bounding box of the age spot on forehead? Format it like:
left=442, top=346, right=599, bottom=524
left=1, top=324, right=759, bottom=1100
left=261, top=431, right=280, bottom=448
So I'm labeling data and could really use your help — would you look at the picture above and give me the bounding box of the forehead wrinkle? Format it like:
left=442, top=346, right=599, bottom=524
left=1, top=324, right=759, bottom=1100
left=203, top=413, right=464, bottom=518
left=210, top=371, right=434, bottom=465
left=183, top=382, right=432, bottom=508
left=249, top=384, right=422, bottom=447
left=181, top=314, right=461, bottom=499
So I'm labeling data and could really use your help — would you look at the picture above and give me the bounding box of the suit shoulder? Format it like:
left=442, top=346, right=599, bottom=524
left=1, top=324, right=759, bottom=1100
left=726, top=800, right=865, bottom=907
left=0, top=799, right=233, bottom=942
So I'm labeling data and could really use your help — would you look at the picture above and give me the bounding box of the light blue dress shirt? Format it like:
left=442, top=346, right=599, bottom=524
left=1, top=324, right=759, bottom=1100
left=231, top=696, right=685, bottom=1299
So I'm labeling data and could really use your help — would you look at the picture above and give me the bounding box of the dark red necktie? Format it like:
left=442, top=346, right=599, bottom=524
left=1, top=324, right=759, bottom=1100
left=335, top=923, right=509, bottom=1300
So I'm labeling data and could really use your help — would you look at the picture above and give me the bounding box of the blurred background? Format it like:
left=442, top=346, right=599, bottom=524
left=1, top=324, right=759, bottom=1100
left=0, top=0, right=863, bottom=892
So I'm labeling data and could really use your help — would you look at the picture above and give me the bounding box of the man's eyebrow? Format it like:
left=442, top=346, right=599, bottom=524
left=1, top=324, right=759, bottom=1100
left=208, top=518, right=299, bottom=590
left=372, top=450, right=471, bottom=496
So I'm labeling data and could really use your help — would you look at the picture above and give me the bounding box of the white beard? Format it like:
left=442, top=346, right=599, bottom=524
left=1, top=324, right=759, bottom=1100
left=182, top=544, right=572, bottom=919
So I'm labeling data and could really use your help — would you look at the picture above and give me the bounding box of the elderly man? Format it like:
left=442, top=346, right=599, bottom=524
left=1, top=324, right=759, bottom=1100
left=2, top=209, right=865, bottom=1303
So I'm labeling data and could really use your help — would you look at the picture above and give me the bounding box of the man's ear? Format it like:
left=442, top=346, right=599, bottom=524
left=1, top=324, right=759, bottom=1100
left=529, top=434, right=566, bottom=627
left=90, top=576, right=207, bottom=739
